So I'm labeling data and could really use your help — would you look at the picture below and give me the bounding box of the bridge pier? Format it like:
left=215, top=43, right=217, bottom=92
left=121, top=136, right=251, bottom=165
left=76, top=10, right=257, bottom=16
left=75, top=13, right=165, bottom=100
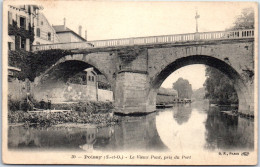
left=114, top=72, right=155, bottom=114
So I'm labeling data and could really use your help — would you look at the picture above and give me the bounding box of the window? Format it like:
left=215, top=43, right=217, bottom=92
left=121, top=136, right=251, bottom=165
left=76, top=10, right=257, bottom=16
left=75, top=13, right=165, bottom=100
left=82, top=75, right=86, bottom=81
left=8, top=11, right=12, bottom=25
left=41, top=21, right=43, bottom=25
left=8, top=42, right=12, bottom=50
left=36, top=28, right=40, bottom=37
left=48, top=32, right=51, bottom=41
left=21, top=38, right=26, bottom=49
left=37, top=15, right=39, bottom=26
left=92, top=76, right=94, bottom=82
left=88, top=76, right=91, bottom=81
left=20, top=17, right=26, bottom=29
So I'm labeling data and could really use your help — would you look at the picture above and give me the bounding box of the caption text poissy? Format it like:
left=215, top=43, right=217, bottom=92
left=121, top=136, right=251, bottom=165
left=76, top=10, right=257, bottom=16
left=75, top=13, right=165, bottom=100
left=71, top=154, right=192, bottom=160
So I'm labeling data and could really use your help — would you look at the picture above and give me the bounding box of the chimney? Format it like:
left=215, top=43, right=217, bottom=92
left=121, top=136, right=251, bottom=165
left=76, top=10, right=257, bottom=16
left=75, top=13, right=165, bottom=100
left=85, top=30, right=87, bottom=41
left=78, top=25, right=82, bottom=36
left=63, top=18, right=66, bottom=28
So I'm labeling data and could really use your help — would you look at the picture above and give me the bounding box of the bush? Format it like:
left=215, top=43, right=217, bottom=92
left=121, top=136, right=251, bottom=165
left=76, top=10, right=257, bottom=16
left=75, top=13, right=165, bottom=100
left=8, top=98, right=21, bottom=112
left=8, top=110, right=120, bottom=127
left=51, top=101, right=114, bottom=113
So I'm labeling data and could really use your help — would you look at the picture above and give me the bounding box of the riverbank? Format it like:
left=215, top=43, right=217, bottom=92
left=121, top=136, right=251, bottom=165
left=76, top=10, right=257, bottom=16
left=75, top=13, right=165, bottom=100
left=8, top=101, right=119, bottom=127
left=8, top=110, right=120, bottom=127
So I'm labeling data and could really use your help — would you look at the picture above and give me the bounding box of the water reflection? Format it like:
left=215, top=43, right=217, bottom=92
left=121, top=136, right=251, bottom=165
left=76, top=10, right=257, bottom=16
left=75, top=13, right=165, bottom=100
left=205, top=107, right=254, bottom=150
left=173, top=104, right=192, bottom=125
left=8, top=104, right=254, bottom=152
left=110, top=113, right=168, bottom=152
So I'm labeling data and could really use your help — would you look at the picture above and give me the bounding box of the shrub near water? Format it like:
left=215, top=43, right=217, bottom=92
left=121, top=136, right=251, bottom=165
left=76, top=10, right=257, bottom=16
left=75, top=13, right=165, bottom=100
left=9, top=111, right=119, bottom=127
left=8, top=101, right=117, bottom=127
left=51, top=101, right=114, bottom=113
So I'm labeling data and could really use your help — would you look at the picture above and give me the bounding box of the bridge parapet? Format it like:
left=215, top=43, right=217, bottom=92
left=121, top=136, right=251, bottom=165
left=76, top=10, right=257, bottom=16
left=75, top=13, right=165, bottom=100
left=32, top=29, right=254, bottom=51
left=89, top=29, right=254, bottom=47
left=32, top=42, right=94, bottom=51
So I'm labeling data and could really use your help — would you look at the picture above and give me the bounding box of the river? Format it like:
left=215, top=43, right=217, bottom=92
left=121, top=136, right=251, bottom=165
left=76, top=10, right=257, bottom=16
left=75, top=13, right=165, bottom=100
left=8, top=102, right=254, bottom=152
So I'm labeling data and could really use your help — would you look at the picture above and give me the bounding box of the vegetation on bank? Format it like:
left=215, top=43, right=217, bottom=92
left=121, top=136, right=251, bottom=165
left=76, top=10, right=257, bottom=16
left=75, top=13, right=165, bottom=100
left=8, top=110, right=120, bottom=127
left=8, top=98, right=114, bottom=112
left=204, top=67, right=238, bottom=105
left=8, top=99, right=117, bottom=127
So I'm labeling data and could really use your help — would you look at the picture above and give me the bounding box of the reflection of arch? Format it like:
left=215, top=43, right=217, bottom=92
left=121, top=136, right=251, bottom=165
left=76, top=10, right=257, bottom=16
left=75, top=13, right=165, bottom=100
left=173, top=105, right=192, bottom=125
left=149, top=55, right=250, bottom=112
left=112, top=113, right=168, bottom=151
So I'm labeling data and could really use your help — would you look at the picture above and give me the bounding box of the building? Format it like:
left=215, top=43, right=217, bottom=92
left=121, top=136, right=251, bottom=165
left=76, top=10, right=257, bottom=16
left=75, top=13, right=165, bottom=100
left=53, top=18, right=87, bottom=43
left=33, top=12, right=60, bottom=45
left=156, top=87, right=178, bottom=104
left=8, top=5, right=41, bottom=51
left=7, top=5, right=42, bottom=101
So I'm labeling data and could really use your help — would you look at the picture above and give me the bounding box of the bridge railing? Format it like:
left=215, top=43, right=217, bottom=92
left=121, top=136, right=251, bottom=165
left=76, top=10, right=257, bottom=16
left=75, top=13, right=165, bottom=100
left=89, top=29, right=254, bottom=47
left=32, top=42, right=94, bottom=51
left=32, top=29, right=254, bottom=51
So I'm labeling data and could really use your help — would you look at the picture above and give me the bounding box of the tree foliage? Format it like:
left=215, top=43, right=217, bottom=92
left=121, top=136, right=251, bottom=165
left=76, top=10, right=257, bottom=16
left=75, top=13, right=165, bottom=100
left=204, top=7, right=254, bottom=105
left=172, top=78, right=192, bottom=99
left=227, top=7, right=254, bottom=30
left=204, top=67, right=238, bottom=105
left=8, top=49, right=72, bottom=81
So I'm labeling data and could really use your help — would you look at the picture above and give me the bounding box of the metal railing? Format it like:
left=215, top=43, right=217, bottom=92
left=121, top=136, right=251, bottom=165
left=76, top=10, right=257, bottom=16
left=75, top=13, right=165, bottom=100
left=32, top=29, right=254, bottom=51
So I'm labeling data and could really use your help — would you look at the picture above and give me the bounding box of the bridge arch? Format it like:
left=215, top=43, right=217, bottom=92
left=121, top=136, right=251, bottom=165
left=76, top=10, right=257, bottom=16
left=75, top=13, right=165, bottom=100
left=148, top=55, right=251, bottom=113
left=34, top=54, right=115, bottom=102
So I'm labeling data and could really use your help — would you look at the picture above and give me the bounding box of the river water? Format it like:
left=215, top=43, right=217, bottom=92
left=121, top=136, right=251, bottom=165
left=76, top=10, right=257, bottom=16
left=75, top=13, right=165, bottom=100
left=8, top=102, right=254, bottom=152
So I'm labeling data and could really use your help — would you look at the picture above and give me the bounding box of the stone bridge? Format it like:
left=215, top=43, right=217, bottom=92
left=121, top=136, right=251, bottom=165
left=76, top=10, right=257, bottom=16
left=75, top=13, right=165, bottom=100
left=33, top=29, right=255, bottom=115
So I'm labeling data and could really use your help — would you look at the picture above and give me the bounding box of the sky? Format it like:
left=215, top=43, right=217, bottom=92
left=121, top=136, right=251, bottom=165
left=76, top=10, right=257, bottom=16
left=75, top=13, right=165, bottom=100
left=161, top=65, right=206, bottom=90
left=28, top=1, right=255, bottom=90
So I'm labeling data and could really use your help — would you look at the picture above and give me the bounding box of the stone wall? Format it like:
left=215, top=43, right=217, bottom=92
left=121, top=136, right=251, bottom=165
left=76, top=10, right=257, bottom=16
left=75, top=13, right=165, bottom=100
left=8, top=79, right=30, bottom=100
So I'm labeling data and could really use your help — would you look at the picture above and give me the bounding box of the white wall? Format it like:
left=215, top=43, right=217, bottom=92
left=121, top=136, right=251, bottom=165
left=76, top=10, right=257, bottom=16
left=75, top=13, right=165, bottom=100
left=97, top=89, right=113, bottom=102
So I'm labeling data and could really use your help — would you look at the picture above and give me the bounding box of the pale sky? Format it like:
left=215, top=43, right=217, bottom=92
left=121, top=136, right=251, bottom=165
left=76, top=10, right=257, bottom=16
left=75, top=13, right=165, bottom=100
left=39, top=1, right=254, bottom=40
left=161, top=65, right=206, bottom=90
left=32, top=1, right=254, bottom=90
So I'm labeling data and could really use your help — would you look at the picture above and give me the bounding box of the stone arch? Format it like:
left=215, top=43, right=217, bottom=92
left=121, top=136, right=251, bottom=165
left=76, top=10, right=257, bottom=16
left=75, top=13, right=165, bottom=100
left=36, top=54, right=115, bottom=88
left=148, top=55, right=252, bottom=114
left=33, top=54, right=115, bottom=102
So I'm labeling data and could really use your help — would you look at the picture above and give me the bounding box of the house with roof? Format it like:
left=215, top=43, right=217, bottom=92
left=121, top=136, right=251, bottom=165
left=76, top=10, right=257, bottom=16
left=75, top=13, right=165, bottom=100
left=33, top=12, right=60, bottom=45
left=52, top=18, right=87, bottom=43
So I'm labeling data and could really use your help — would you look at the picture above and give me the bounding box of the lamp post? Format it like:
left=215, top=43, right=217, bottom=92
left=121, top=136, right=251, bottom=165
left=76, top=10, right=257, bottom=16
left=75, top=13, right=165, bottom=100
left=195, top=9, right=200, bottom=40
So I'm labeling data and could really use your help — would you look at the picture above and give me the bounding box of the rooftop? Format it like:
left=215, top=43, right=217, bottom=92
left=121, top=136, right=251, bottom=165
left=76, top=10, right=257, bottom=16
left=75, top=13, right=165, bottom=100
left=53, top=25, right=86, bottom=41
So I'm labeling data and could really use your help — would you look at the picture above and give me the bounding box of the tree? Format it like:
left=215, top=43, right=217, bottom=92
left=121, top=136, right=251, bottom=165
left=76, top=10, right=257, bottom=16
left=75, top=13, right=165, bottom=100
left=227, top=7, right=254, bottom=30
left=204, top=7, right=254, bottom=105
left=173, top=78, right=192, bottom=99
left=204, top=67, right=238, bottom=105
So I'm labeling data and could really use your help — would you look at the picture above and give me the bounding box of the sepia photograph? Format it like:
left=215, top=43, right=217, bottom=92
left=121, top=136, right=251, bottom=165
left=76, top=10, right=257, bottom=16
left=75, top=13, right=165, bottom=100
left=2, top=0, right=258, bottom=165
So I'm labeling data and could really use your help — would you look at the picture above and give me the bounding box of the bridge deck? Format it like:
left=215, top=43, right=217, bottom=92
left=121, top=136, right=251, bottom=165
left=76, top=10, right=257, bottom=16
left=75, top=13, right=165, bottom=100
left=32, top=29, right=254, bottom=51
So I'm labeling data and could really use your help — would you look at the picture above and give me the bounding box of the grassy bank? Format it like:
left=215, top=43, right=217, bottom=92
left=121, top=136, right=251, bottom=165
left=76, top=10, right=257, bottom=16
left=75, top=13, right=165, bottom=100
left=8, top=111, right=120, bottom=127
left=8, top=99, right=114, bottom=113
left=8, top=100, right=118, bottom=127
